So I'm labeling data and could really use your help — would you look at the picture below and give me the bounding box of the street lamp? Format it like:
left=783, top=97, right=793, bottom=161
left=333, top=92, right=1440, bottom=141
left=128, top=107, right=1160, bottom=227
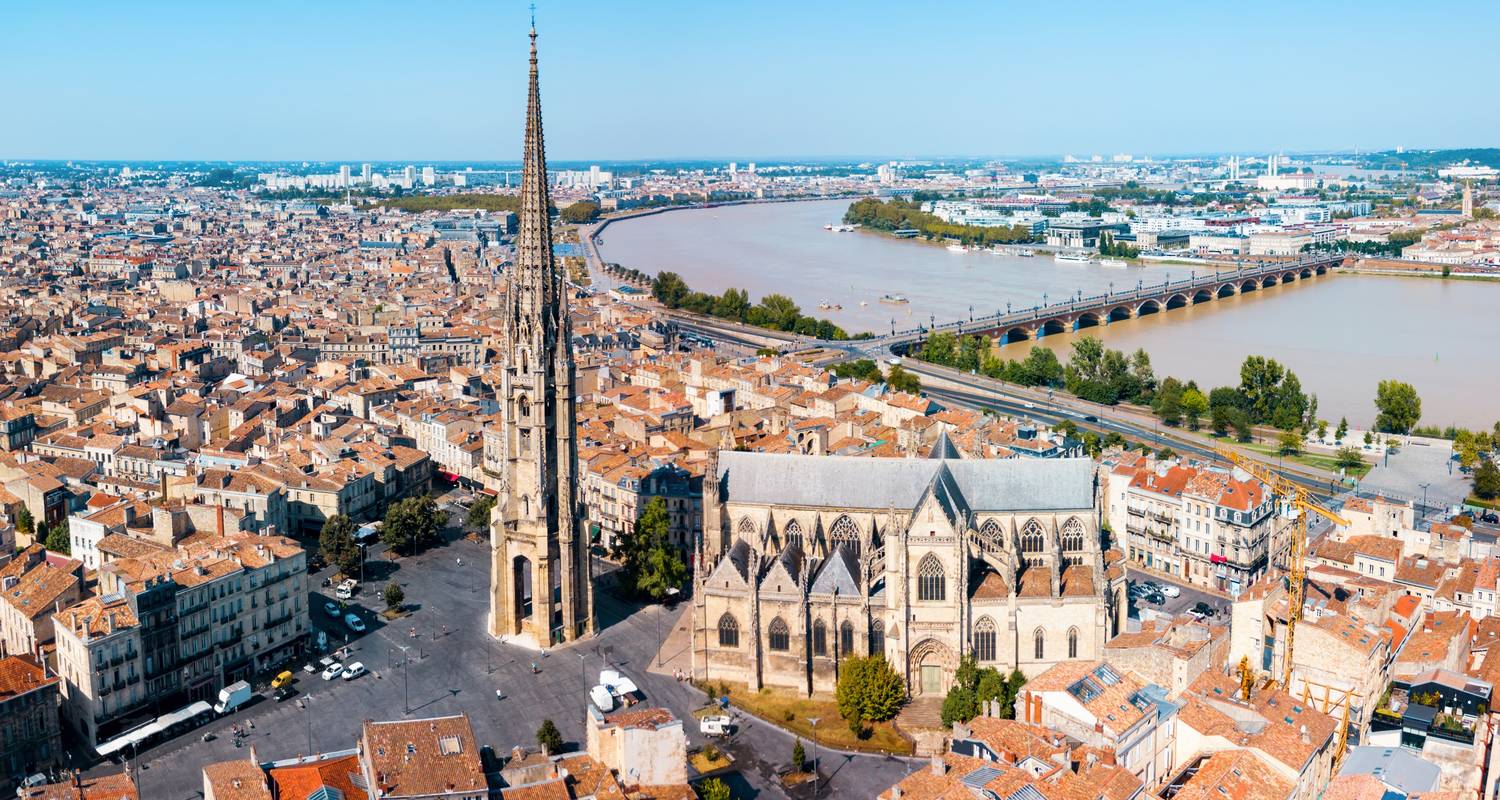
left=1006, top=301, right=1011, bottom=315
left=969, top=304, right=973, bottom=322
left=1109, top=281, right=1114, bottom=297
left=1042, top=292, right=1048, bottom=307
left=1419, top=482, right=1431, bottom=521
left=807, top=717, right=821, bottom=798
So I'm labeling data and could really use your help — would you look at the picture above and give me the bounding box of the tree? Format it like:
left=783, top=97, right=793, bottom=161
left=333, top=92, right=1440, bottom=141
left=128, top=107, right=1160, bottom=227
left=43, top=519, right=70, bottom=555
left=1231, top=409, right=1253, bottom=443
left=833, top=359, right=882, bottom=383
left=1336, top=416, right=1349, bottom=443
left=383, top=581, right=405, bottom=611
left=1374, top=380, right=1422, bottom=434
left=1335, top=446, right=1365, bottom=472
left=1153, top=377, right=1184, bottom=427
left=615, top=497, right=687, bottom=601
left=835, top=655, right=906, bottom=727
left=651, top=272, right=690, bottom=307
left=886, top=365, right=922, bottom=395
left=1474, top=459, right=1500, bottom=500
left=15, top=507, right=32, bottom=537
left=1127, top=349, right=1157, bottom=403
left=941, top=685, right=979, bottom=727
left=319, top=514, right=363, bottom=576
left=536, top=719, right=563, bottom=756
left=1210, top=403, right=1234, bottom=436
left=381, top=495, right=443, bottom=554
left=1180, top=388, right=1209, bottom=431
left=1277, top=429, right=1303, bottom=456
left=699, top=777, right=732, bottom=800
left=1017, top=346, right=1064, bottom=387
left=559, top=200, right=601, bottom=224
left=791, top=740, right=807, bottom=773
left=1239, top=356, right=1286, bottom=423
left=466, top=496, right=495, bottom=531
left=714, top=288, right=751, bottom=321
left=1364, top=431, right=1374, bottom=446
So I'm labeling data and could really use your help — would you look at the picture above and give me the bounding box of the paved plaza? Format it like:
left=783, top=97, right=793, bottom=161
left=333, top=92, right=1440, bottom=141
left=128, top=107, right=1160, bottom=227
left=105, top=514, right=918, bottom=799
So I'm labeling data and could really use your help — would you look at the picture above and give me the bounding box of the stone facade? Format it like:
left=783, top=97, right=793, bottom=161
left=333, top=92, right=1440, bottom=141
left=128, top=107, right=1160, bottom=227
left=692, top=441, right=1125, bottom=697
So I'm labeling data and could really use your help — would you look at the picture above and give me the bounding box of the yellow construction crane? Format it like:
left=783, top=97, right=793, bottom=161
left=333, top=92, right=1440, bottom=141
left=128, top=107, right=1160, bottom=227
left=1215, top=447, right=1349, bottom=689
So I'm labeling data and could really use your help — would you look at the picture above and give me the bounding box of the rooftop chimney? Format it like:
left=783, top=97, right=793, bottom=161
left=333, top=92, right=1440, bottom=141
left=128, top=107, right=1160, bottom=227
left=930, top=754, right=946, bottom=776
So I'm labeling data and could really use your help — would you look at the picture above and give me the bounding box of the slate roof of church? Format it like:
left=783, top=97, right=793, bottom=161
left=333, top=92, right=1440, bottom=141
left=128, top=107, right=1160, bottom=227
left=715, top=451, right=1094, bottom=512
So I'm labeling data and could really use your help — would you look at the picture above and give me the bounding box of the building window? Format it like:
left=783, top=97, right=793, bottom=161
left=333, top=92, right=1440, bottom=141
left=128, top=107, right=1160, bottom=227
left=917, top=555, right=945, bottom=602
left=718, top=613, right=739, bottom=648
left=869, top=620, right=884, bottom=657
left=830, top=515, right=860, bottom=556
left=840, top=620, right=854, bottom=656
left=783, top=520, right=803, bottom=552
left=1061, top=518, right=1085, bottom=552
left=1021, top=519, right=1045, bottom=555
left=974, top=617, right=997, bottom=662
left=1033, top=627, right=1046, bottom=661
left=768, top=618, right=789, bottom=652
left=1067, top=627, right=1079, bottom=659
left=812, top=620, right=827, bottom=657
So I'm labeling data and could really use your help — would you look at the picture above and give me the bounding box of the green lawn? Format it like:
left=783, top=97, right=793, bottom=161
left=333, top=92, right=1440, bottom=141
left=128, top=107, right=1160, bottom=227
left=713, top=682, right=913, bottom=756
left=1229, top=439, right=1373, bottom=479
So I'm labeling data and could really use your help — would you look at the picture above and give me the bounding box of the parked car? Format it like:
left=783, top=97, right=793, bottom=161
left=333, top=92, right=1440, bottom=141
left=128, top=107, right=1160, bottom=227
left=344, top=613, right=367, bottom=633
left=321, top=662, right=344, bottom=681
left=1192, top=601, right=1217, bottom=617
left=335, top=579, right=358, bottom=600
left=274, top=686, right=299, bottom=702
left=271, top=670, right=295, bottom=690
left=1161, top=585, right=1181, bottom=598
left=699, top=715, right=735, bottom=737
left=323, top=600, right=342, bottom=618
left=341, top=662, right=367, bottom=681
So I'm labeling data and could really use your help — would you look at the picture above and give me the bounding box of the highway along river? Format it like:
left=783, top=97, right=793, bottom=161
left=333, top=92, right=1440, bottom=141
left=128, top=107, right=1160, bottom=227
left=597, top=198, right=1500, bottom=428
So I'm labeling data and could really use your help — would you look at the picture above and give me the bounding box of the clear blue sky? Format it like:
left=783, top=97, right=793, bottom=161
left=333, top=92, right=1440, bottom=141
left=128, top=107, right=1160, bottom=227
left=4, top=0, right=1495, bottom=161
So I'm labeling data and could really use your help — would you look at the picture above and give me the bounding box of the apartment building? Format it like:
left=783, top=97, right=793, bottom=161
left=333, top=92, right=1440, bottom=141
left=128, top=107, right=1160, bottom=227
left=53, top=531, right=307, bottom=748
left=0, top=655, right=62, bottom=790
left=1108, top=458, right=1285, bottom=595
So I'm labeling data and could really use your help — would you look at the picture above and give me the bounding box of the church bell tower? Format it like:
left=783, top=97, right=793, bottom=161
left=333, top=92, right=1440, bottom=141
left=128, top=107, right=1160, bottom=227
left=489, top=23, right=593, bottom=647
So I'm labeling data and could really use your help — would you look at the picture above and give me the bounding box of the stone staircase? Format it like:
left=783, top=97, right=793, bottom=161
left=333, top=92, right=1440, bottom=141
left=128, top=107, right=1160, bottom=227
left=895, top=697, right=948, bottom=756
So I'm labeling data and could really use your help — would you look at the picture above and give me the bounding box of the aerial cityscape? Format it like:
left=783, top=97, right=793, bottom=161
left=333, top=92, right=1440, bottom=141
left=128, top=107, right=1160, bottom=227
left=3, top=2, right=1500, bottom=799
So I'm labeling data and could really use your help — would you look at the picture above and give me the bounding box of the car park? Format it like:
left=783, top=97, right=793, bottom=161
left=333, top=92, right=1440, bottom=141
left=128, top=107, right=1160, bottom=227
left=344, top=613, right=367, bottom=633
left=321, top=662, right=344, bottom=681
left=341, top=662, right=367, bottom=680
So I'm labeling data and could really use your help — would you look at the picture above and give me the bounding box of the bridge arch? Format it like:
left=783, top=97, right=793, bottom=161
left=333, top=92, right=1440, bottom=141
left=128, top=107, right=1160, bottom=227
left=1299, top=267, right=1313, bottom=279
left=1074, top=312, right=1103, bottom=331
left=1038, top=319, right=1068, bottom=337
left=1241, top=280, right=1258, bottom=293
left=1108, top=306, right=1133, bottom=322
left=1279, top=271, right=1297, bottom=284
left=1164, top=293, right=1189, bottom=310
left=1216, top=283, right=1237, bottom=298
left=1261, top=275, right=1278, bottom=288
left=1314, top=263, right=1329, bottom=275
left=999, top=327, right=1030, bottom=345
left=1136, top=299, right=1162, bottom=316
left=1192, top=289, right=1214, bottom=304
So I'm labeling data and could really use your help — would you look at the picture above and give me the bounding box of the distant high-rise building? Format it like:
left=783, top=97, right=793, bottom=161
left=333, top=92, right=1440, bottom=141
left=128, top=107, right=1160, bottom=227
left=360, top=163, right=372, bottom=184
left=403, top=165, right=416, bottom=187
left=422, top=166, right=436, bottom=187
left=339, top=165, right=351, bottom=188
left=1463, top=181, right=1474, bottom=219
left=454, top=173, right=468, bottom=187
left=747, top=162, right=756, bottom=175
left=728, top=162, right=737, bottom=178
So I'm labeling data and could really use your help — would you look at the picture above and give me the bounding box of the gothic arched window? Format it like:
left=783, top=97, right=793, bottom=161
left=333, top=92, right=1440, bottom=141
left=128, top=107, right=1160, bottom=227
left=974, top=617, right=997, bottom=662
left=840, top=620, right=855, bottom=656
left=812, top=619, right=827, bottom=657
left=979, top=519, right=1003, bottom=553
left=783, top=520, right=804, bottom=552
left=717, top=613, right=739, bottom=648
left=768, top=618, right=789, bottom=652
left=1067, top=627, right=1079, bottom=659
left=520, top=495, right=530, bottom=518
left=830, top=515, right=860, bottom=556
left=917, top=555, right=945, bottom=602
left=868, top=620, right=885, bottom=657
left=737, top=516, right=755, bottom=535
left=1021, top=519, right=1045, bottom=554
left=517, top=395, right=531, bottom=420
left=1033, top=627, right=1046, bottom=661
left=1061, top=518, right=1085, bottom=552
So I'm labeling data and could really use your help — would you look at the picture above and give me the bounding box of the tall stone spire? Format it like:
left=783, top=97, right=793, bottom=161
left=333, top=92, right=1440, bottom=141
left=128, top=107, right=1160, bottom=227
left=490, top=23, right=592, bottom=647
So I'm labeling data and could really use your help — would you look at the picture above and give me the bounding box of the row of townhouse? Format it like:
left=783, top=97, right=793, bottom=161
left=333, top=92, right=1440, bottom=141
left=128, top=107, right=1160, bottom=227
left=1106, top=457, right=1289, bottom=596
left=52, top=529, right=308, bottom=749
